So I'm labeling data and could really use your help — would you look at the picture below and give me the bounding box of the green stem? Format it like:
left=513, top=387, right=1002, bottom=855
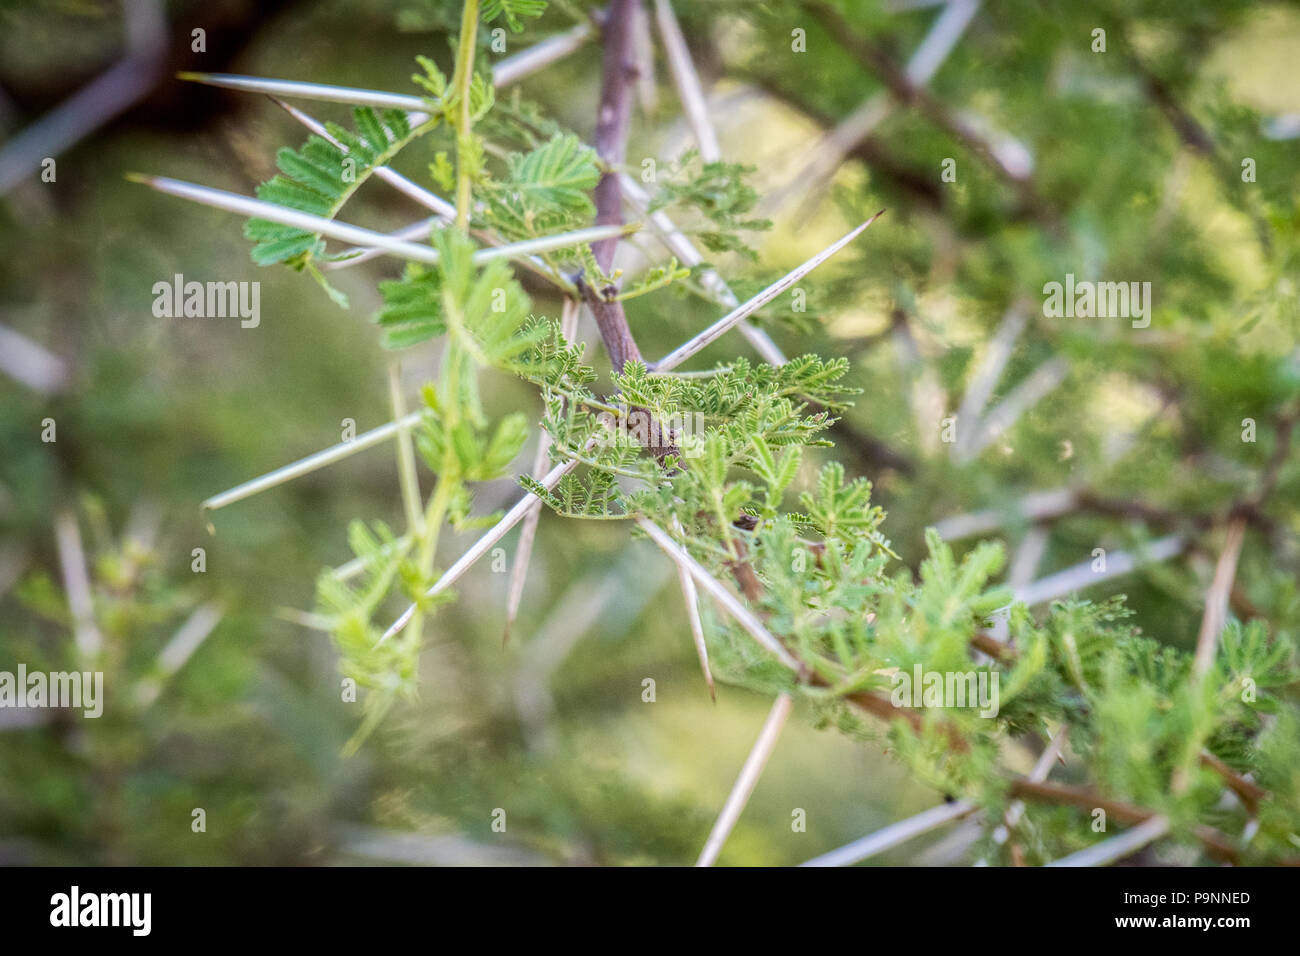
left=404, top=0, right=477, bottom=649
left=452, top=0, right=480, bottom=232
left=420, top=469, right=457, bottom=573
left=406, top=468, right=458, bottom=651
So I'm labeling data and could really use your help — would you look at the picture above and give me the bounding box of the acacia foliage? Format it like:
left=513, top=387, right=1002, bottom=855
left=120, top=0, right=1300, bottom=863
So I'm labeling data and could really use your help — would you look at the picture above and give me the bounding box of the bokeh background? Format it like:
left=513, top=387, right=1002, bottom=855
left=1, top=0, right=1298, bottom=865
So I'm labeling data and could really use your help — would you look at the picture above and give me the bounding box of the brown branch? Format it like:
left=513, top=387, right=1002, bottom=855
left=1130, top=62, right=1215, bottom=157
left=970, top=631, right=1016, bottom=663
left=585, top=0, right=643, bottom=372
left=834, top=663, right=1241, bottom=861
left=1007, top=778, right=1240, bottom=864
left=804, top=1, right=1060, bottom=231
left=1198, top=749, right=1266, bottom=816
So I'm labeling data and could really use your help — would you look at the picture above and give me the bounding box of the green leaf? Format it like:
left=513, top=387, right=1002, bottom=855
left=376, top=264, right=448, bottom=350
left=482, top=134, right=599, bottom=239
left=245, top=105, right=431, bottom=304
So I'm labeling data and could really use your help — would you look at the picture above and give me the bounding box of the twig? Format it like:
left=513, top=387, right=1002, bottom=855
left=992, top=723, right=1069, bottom=865
left=1198, top=750, right=1266, bottom=815
left=1007, top=778, right=1239, bottom=863
left=1187, top=403, right=1300, bottom=671
left=803, top=0, right=1059, bottom=227
left=775, top=0, right=980, bottom=208
left=585, top=0, right=644, bottom=372
left=740, top=68, right=946, bottom=213
left=972, top=633, right=1269, bottom=814
left=695, top=692, right=794, bottom=866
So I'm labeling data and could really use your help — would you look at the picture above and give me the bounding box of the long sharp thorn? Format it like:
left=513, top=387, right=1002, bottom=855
left=379, top=458, right=581, bottom=647
left=269, top=98, right=565, bottom=284
left=504, top=299, right=581, bottom=646
left=181, top=20, right=592, bottom=108
left=177, top=72, right=427, bottom=110
left=667, top=515, right=715, bottom=700
left=267, top=96, right=450, bottom=216
left=653, top=211, right=884, bottom=372
left=653, top=0, right=720, bottom=161
left=503, top=431, right=553, bottom=647
left=636, top=518, right=800, bottom=670
left=621, top=174, right=787, bottom=365
left=493, top=21, right=594, bottom=87
left=54, top=509, right=102, bottom=660
left=323, top=219, right=439, bottom=271
left=677, top=561, right=716, bottom=702
left=1045, top=815, right=1171, bottom=868
left=696, top=692, right=794, bottom=866
left=201, top=412, right=424, bottom=517
left=128, top=173, right=635, bottom=267
left=800, top=800, right=978, bottom=867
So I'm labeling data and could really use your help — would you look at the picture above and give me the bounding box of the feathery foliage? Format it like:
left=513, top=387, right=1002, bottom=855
left=84, top=0, right=1299, bottom=866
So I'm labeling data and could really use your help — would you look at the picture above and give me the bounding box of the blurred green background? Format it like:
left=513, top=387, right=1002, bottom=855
left=1, top=0, right=1298, bottom=865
